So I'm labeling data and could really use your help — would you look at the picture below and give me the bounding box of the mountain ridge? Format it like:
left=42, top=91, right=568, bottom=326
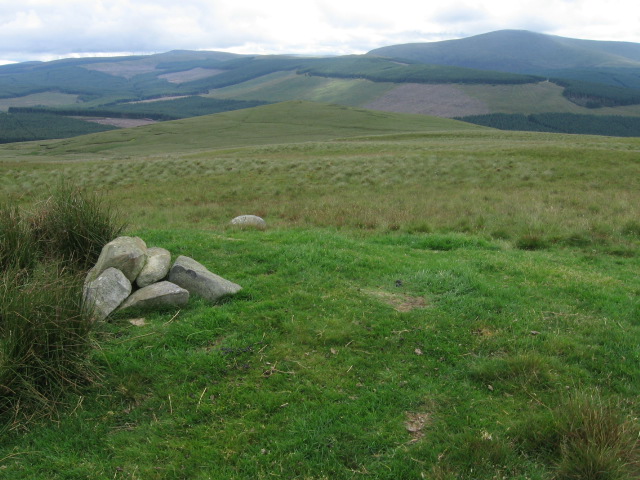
left=368, top=30, right=640, bottom=72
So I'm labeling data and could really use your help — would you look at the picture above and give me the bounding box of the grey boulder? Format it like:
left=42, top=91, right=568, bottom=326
left=90, top=236, right=147, bottom=282
left=119, top=281, right=189, bottom=311
left=168, top=255, right=241, bottom=303
left=136, top=247, right=171, bottom=288
left=83, top=267, right=132, bottom=321
left=230, top=215, right=266, bottom=229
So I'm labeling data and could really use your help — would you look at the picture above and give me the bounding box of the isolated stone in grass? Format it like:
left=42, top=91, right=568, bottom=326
left=230, top=214, right=266, bottom=229
left=169, top=255, right=242, bottom=303
left=119, top=281, right=189, bottom=311
left=89, top=236, right=147, bottom=282
left=83, top=267, right=132, bottom=321
left=136, top=247, right=171, bottom=288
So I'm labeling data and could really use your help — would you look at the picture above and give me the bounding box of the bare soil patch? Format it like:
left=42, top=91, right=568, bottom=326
left=83, top=61, right=159, bottom=79
left=405, top=412, right=431, bottom=443
left=75, top=117, right=157, bottom=128
left=127, top=96, right=191, bottom=104
left=159, top=68, right=224, bottom=84
left=363, top=288, right=428, bottom=312
left=364, top=83, right=490, bottom=118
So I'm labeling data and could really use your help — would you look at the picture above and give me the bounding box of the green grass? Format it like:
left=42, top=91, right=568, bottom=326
left=1, top=103, right=637, bottom=250
left=459, top=82, right=640, bottom=116
left=0, top=227, right=637, bottom=478
left=0, top=102, right=638, bottom=478
left=206, top=72, right=395, bottom=106
left=0, top=92, right=80, bottom=112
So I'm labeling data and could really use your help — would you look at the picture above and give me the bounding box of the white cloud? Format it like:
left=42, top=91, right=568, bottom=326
left=0, top=0, right=639, bottom=62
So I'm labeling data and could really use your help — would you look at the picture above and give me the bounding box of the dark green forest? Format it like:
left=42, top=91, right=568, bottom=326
left=459, top=112, right=640, bottom=136
left=10, top=97, right=269, bottom=121
left=0, top=112, right=116, bottom=143
left=298, top=56, right=541, bottom=84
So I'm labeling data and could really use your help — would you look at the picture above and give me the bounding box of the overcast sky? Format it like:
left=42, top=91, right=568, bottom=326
left=1, top=0, right=639, bottom=64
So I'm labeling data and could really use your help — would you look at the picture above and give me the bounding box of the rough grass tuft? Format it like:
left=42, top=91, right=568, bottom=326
left=554, top=392, right=640, bottom=480
left=0, top=264, right=94, bottom=427
left=0, top=182, right=123, bottom=427
left=30, top=181, right=126, bottom=270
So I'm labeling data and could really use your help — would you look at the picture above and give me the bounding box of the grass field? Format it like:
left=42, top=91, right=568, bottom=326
left=205, top=72, right=395, bottom=106
left=0, top=102, right=638, bottom=479
left=0, top=92, right=80, bottom=112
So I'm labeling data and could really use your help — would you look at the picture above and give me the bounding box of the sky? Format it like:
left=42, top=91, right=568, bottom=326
left=1, top=0, right=639, bottom=65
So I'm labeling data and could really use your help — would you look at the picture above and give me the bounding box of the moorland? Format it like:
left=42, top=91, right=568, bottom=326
left=0, top=31, right=639, bottom=480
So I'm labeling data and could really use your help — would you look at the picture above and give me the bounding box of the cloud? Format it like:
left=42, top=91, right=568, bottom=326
left=0, top=0, right=639, bottom=62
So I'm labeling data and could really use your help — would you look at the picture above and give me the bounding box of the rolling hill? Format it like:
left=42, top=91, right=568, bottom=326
left=2, top=31, right=640, bottom=140
left=368, top=30, right=640, bottom=73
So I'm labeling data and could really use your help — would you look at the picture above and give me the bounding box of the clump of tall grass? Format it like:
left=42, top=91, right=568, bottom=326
left=515, top=391, right=639, bottom=480
left=0, top=264, right=93, bottom=426
left=30, top=181, right=126, bottom=270
left=0, top=205, right=40, bottom=272
left=554, top=392, right=639, bottom=480
left=0, top=182, right=124, bottom=426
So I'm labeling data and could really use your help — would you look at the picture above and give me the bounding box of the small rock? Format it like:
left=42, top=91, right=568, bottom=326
left=136, top=247, right=171, bottom=288
left=83, top=267, right=132, bottom=321
left=89, top=236, right=147, bottom=282
left=230, top=215, right=266, bottom=229
left=169, top=255, right=242, bottom=304
left=119, top=281, right=189, bottom=311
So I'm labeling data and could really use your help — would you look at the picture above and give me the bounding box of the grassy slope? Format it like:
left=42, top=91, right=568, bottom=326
left=459, top=81, right=640, bottom=116
left=205, top=72, right=395, bottom=106
left=1, top=102, right=639, bottom=479
left=0, top=101, right=482, bottom=159
left=204, top=73, right=640, bottom=118
left=0, top=92, right=80, bottom=112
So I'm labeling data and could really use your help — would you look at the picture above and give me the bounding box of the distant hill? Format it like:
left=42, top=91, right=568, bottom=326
left=2, top=32, right=640, bottom=141
left=18, top=101, right=486, bottom=157
left=368, top=30, right=640, bottom=73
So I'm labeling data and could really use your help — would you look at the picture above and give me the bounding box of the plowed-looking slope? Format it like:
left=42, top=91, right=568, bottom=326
left=364, top=84, right=490, bottom=117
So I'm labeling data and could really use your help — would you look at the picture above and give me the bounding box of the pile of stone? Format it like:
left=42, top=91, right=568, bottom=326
left=83, top=236, right=242, bottom=321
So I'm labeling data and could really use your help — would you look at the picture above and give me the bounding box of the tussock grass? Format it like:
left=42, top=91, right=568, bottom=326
left=30, top=181, right=125, bottom=270
left=0, top=265, right=93, bottom=428
left=0, top=183, right=123, bottom=427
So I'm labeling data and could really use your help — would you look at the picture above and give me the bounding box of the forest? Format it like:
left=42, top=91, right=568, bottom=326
left=459, top=112, right=640, bottom=136
left=0, top=112, right=115, bottom=143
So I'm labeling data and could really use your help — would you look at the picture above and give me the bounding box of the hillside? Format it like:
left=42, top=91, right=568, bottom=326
left=0, top=101, right=485, bottom=159
left=1, top=33, right=640, bottom=140
left=368, top=30, right=640, bottom=73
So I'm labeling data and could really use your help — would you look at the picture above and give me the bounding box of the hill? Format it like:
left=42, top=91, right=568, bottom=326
left=368, top=30, right=640, bottom=73
left=0, top=101, right=485, bottom=158
left=2, top=33, right=640, bottom=140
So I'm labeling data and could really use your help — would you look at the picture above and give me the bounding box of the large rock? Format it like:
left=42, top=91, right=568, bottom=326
left=83, top=267, right=132, bottom=321
left=230, top=215, right=266, bottom=229
left=136, top=247, right=171, bottom=288
left=90, top=236, right=147, bottom=282
left=168, top=255, right=242, bottom=303
left=119, top=281, right=189, bottom=311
